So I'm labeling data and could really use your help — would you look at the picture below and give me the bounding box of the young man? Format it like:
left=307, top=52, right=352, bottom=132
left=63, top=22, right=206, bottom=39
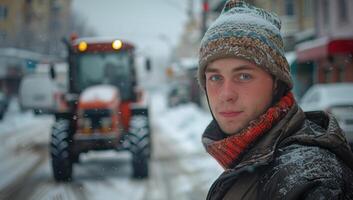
left=198, top=1, right=353, bottom=199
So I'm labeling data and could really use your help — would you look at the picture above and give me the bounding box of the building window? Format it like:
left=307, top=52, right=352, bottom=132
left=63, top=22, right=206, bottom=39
left=338, top=0, right=348, bottom=22
left=304, top=0, right=313, bottom=17
left=323, top=0, right=329, bottom=27
left=0, top=6, right=8, bottom=20
left=284, top=0, right=295, bottom=16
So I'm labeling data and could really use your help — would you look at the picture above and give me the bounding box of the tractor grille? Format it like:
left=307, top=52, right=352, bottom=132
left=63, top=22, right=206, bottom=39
left=83, top=109, right=111, bottom=129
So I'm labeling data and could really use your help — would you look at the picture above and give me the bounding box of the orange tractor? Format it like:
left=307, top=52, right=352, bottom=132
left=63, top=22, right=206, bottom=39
left=50, top=36, right=151, bottom=181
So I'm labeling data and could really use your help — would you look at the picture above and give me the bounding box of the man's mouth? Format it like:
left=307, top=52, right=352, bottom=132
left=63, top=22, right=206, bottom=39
left=218, top=111, right=243, bottom=118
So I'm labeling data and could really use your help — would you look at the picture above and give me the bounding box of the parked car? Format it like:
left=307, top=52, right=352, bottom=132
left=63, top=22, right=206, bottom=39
left=19, top=74, right=63, bottom=114
left=168, top=83, right=190, bottom=107
left=300, top=83, right=353, bottom=148
left=0, top=91, right=9, bottom=120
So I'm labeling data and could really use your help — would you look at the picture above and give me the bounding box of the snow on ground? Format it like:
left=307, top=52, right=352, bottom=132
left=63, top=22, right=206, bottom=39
left=1, top=98, right=40, bottom=134
left=149, top=88, right=221, bottom=175
left=0, top=98, right=53, bottom=191
left=151, top=90, right=212, bottom=155
left=149, top=89, right=222, bottom=199
left=0, top=98, right=53, bottom=150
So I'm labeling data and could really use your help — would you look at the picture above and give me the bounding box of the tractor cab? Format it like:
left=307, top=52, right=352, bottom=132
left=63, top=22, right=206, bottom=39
left=71, top=39, right=137, bottom=100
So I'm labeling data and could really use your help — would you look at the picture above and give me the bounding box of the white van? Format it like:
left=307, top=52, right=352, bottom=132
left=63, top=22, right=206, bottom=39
left=19, top=74, right=62, bottom=114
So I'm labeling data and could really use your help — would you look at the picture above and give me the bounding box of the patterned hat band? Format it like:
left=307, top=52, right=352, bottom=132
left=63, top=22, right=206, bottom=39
left=198, top=36, right=293, bottom=90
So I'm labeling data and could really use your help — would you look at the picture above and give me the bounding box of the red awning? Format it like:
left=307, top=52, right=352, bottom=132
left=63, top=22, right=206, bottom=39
left=296, top=37, right=353, bottom=62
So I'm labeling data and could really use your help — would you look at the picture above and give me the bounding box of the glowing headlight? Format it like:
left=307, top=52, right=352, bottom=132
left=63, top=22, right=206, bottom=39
left=78, top=41, right=88, bottom=52
left=112, top=40, right=123, bottom=50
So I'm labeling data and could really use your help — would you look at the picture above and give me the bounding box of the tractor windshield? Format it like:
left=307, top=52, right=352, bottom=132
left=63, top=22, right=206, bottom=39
left=76, top=52, right=134, bottom=100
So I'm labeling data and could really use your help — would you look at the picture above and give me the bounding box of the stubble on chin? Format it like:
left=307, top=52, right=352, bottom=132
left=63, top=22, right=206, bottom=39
left=218, top=121, right=244, bottom=136
left=218, top=114, right=255, bottom=136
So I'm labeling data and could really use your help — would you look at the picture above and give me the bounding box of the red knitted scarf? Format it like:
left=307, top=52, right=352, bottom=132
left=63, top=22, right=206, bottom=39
left=205, top=92, right=295, bottom=169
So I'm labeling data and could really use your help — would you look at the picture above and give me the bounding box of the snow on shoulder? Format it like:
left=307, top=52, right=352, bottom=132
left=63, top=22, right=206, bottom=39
left=80, top=85, right=119, bottom=103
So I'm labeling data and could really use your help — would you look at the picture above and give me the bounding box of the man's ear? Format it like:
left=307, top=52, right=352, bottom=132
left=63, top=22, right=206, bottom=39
left=271, top=78, right=282, bottom=105
left=271, top=79, right=289, bottom=105
left=272, top=78, right=278, bottom=94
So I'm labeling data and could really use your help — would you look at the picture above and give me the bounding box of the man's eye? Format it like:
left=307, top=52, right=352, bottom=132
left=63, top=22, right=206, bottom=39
left=238, top=73, right=252, bottom=81
left=209, top=75, right=222, bottom=81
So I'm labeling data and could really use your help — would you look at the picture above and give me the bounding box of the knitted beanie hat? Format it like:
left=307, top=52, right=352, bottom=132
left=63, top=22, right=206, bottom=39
left=198, top=0, right=293, bottom=90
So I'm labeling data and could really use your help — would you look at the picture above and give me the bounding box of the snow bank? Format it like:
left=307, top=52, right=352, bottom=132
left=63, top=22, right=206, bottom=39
left=0, top=98, right=53, bottom=191
left=156, top=104, right=211, bottom=153
left=151, top=91, right=212, bottom=155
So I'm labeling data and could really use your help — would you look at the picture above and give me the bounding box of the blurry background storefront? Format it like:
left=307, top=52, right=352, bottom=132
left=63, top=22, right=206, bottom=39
left=296, top=0, right=353, bottom=97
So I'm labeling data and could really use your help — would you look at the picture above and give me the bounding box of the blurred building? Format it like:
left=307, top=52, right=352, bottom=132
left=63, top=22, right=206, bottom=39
left=0, top=0, right=73, bottom=96
left=174, top=0, right=200, bottom=59
left=0, top=0, right=72, bottom=55
left=295, top=0, right=353, bottom=97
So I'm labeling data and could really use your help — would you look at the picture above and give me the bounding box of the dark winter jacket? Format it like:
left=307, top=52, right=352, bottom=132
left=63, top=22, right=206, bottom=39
left=204, top=104, right=353, bottom=200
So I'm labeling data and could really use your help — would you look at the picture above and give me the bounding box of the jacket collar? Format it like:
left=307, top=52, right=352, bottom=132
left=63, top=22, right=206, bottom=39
left=282, top=110, right=353, bottom=170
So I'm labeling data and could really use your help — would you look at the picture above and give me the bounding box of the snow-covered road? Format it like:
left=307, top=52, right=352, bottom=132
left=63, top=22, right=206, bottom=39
left=0, top=91, right=222, bottom=200
left=0, top=99, right=53, bottom=199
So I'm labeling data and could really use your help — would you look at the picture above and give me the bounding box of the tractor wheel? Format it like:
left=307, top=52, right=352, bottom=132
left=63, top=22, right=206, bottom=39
left=50, top=120, right=73, bottom=182
left=129, top=115, right=151, bottom=179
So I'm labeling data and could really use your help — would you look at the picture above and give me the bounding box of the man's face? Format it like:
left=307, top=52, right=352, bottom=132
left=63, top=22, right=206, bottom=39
left=205, top=58, right=274, bottom=135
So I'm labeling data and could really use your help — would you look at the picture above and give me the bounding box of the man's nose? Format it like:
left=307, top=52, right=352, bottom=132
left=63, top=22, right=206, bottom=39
left=219, top=80, right=238, bottom=102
